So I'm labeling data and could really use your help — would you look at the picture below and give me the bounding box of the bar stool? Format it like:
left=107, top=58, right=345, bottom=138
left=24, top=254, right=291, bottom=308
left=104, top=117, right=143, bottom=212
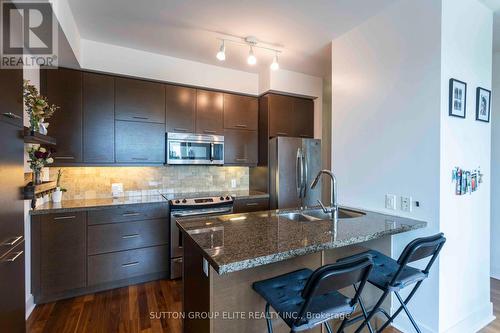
left=340, top=233, right=446, bottom=333
left=252, top=255, right=373, bottom=333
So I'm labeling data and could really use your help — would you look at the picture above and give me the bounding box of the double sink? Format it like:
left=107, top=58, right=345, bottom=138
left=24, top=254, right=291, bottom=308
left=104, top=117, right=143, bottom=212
left=279, top=207, right=365, bottom=222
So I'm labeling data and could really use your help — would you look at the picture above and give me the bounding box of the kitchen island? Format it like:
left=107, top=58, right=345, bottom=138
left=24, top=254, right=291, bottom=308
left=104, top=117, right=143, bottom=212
left=177, top=207, right=427, bottom=333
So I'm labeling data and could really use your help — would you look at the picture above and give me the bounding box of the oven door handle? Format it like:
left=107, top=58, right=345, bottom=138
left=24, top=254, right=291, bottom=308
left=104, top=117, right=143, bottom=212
left=172, top=208, right=232, bottom=217
left=210, top=143, right=215, bottom=161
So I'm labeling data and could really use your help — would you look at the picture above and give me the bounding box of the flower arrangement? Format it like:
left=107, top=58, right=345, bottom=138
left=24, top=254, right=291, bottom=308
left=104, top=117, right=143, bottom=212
left=52, top=169, right=67, bottom=203
left=23, top=80, right=59, bottom=133
left=27, top=146, right=54, bottom=184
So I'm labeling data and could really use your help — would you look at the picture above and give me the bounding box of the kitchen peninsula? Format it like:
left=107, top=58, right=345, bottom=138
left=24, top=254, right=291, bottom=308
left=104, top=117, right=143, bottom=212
left=177, top=207, right=427, bottom=333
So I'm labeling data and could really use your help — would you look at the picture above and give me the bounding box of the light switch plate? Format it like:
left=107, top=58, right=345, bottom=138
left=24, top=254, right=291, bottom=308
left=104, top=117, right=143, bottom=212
left=111, top=183, right=124, bottom=198
left=401, top=196, right=412, bottom=212
left=231, top=179, right=237, bottom=188
left=385, top=194, right=397, bottom=210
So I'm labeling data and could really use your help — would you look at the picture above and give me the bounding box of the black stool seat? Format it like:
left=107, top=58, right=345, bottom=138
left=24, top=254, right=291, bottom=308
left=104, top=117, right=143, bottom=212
left=341, top=250, right=427, bottom=291
left=253, top=269, right=355, bottom=331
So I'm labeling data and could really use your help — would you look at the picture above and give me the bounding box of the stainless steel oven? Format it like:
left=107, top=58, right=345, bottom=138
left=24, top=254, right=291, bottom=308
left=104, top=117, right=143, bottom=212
left=166, top=132, right=224, bottom=165
left=168, top=195, right=233, bottom=279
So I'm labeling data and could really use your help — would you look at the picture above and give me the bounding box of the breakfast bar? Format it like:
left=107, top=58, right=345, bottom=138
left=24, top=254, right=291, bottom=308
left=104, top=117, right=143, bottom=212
left=177, top=207, right=427, bottom=333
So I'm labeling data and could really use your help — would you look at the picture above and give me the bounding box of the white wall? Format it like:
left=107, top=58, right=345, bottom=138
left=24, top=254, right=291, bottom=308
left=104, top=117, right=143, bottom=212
left=332, top=1, right=443, bottom=331
left=81, top=39, right=259, bottom=95
left=492, top=51, right=500, bottom=280
left=439, top=1, right=494, bottom=332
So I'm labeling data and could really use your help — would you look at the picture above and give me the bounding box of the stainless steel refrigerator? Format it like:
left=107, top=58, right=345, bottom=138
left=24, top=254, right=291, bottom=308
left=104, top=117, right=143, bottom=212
left=269, top=137, right=322, bottom=209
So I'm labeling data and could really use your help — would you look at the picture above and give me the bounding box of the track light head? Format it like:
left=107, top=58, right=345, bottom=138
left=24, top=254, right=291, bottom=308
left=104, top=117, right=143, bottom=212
left=216, top=40, right=225, bottom=61
left=270, top=54, right=279, bottom=70
left=247, top=46, right=257, bottom=65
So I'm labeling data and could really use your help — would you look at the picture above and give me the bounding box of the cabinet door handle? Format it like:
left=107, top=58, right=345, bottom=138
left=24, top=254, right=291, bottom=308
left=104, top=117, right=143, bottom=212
left=53, top=215, right=76, bottom=220
left=54, top=156, right=75, bottom=160
left=235, top=124, right=248, bottom=128
left=131, top=157, right=148, bottom=161
left=132, top=116, right=149, bottom=120
left=1, top=251, right=23, bottom=263
left=2, top=112, right=22, bottom=120
left=122, top=234, right=140, bottom=239
left=1, top=236, right=23, bottom=246
left=173, top=128, right=188, bottom=132
left=276, top=132, right=288, bottom=136
left=235, top=158, right=248, bottom=162
left=122, top=212, right=140, bottom=217
left=299, top=134, right=310, bottom=138
left=122, top=261, right=140, bottom=268
left=203, top=130, right=216, bottom=134
left=246, top=202, right=259, bottom=206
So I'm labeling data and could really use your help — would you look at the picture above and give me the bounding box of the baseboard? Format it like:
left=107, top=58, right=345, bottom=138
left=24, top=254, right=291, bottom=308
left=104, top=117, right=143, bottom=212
left=25, top=294, right=35, bottom=319
left=441, top=302, right=495, bottom=333
left=391, top=318, right=435, bottom=333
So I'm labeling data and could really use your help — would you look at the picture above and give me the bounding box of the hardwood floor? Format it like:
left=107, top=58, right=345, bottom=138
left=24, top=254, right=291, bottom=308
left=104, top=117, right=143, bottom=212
left=26, top=278, right=500, bottom=333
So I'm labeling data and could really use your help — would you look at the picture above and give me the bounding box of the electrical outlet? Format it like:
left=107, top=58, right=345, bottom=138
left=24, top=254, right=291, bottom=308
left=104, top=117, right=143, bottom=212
left=231, top=179, right=237, bottom=188
left=111, top=183, right=124, bottom=198
left=385, top=194, right=397, bottom=210
left=401, top=196, right=412, bottom=212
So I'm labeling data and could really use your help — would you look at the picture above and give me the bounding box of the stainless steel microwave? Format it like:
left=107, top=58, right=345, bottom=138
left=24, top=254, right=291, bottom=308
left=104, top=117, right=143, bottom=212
left=166, top=132, right=224, bottom=165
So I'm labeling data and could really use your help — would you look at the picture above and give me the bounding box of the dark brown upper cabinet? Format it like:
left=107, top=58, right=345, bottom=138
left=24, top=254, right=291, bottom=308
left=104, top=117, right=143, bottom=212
left=224, top=129, right=258, bottom=166
left=223, top=94, right=258, bottom=131
left=42, top=68, right=83, bottom=163
left=292, top=97, right=314, bottom=138
left=83, top=73, right=115, bottom=163
left=0, top=68, right=23, bottom=126
left=165, top=84, right=196, bottom=133
left=196, top=90, right=223, bottom=135
left=115, top=78, right=165, bottom=123
left=115, top=121, right=165, bottom=164
left=268, top=94, right=294, bottom=137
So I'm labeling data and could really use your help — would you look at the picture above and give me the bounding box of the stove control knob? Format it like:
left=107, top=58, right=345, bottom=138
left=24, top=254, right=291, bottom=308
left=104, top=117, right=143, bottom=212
left=174, top=200, right=180, bottom=204
left=220, top=196, right=225, bottom=200
left=225, top=196, right=231, bottom=201
left=182, top=199, right=187, bottom=203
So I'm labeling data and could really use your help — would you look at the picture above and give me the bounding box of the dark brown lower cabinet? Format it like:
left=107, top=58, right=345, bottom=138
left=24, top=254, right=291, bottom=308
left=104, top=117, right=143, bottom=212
left=233, top=197, right=269, bottom=213
left=224, top=129, right=258, bottom=166
left=115, top=120, right=165, bottom=164
left=31, top=204, right=169, bottom=303
left=33, top=212, right=87, bottom=301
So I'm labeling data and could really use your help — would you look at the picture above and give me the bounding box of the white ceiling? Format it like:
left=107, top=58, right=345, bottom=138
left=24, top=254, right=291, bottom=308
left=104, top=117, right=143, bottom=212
left=66, top=0, right=398, bottom=77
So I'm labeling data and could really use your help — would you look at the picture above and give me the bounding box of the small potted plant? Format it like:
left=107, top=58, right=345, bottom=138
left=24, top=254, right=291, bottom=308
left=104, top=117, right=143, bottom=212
left=27, top=146, right=54, bottom=184
left=23, top=80, right=59, bottom=134
left=52, top=169, right=67, bottom=203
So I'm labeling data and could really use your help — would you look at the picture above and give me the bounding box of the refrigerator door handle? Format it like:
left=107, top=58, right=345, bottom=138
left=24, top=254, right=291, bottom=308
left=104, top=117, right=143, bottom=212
left=302, top=149, right=308, bottom=199
left=296, top=148, right=303, bottom=198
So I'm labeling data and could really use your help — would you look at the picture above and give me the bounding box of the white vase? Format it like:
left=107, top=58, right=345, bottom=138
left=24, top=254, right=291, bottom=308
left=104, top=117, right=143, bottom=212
left=52, top=188, right=63, bottom=203
left=39, top=122, right=48, bottom=135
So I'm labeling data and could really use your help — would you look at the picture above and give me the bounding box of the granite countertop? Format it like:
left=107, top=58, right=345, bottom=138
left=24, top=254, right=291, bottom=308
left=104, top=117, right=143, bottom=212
left=30, top=190, right=269, bottom=215
left=176, top=207, right=427, bottom=275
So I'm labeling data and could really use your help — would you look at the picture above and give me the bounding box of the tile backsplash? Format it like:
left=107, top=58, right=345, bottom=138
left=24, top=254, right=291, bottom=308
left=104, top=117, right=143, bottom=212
left=49, top=166, right=249, bottom=200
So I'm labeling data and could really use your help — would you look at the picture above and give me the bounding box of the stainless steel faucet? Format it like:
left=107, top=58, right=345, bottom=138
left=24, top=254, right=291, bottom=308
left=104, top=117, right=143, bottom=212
left=311, top=170, right=338, bottom=219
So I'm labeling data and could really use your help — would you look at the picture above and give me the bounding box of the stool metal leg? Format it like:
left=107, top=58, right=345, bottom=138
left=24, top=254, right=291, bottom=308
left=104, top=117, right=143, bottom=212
left=265, top=303, right=274, bottom=333
left=377, top=281, right=423, bottom=333
left=354, top=285, right=375, bottom=333
left=354, top=290, right=389, bottom=333
left=324, top=322, right=333, bottom=333
left=393, top=291, right=422, bottom=333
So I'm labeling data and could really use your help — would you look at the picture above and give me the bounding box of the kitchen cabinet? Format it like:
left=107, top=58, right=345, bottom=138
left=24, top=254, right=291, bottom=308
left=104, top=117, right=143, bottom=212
left=115, top=77, right=165, bottom=123
left=292, top=97, right=314, bottom=138
left=115, top=120, right=165, bottom=164
left=32, top=212, right=86, bottom=302
left=224, top=129, right=258, bottom=166
left=42, top=68, right=83, bottom=163
left=196, top=89, right=223, bottom=135
left=0, top=68, right=23, bottom=126
left=166, top=84, right=196, bottom=133
left=258, top=93, right=315, bottom=165
left=233, top=197, right=269, bottom=213
left=223, top=94, right=258, bottom=130
left=83, top=72, right=115, bottom=163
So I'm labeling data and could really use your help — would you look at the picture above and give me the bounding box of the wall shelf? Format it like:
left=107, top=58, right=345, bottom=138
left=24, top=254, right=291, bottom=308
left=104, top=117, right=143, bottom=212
left=23, top=127, right=57, bottom=146
left=24, top=180, right=57, bottom=209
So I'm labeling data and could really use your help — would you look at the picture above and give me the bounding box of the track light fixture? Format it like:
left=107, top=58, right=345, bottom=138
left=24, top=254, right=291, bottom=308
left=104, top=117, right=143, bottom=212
left=216, top=40, right=225, bottom=61
left=215, top=36, right=281, bottom=69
